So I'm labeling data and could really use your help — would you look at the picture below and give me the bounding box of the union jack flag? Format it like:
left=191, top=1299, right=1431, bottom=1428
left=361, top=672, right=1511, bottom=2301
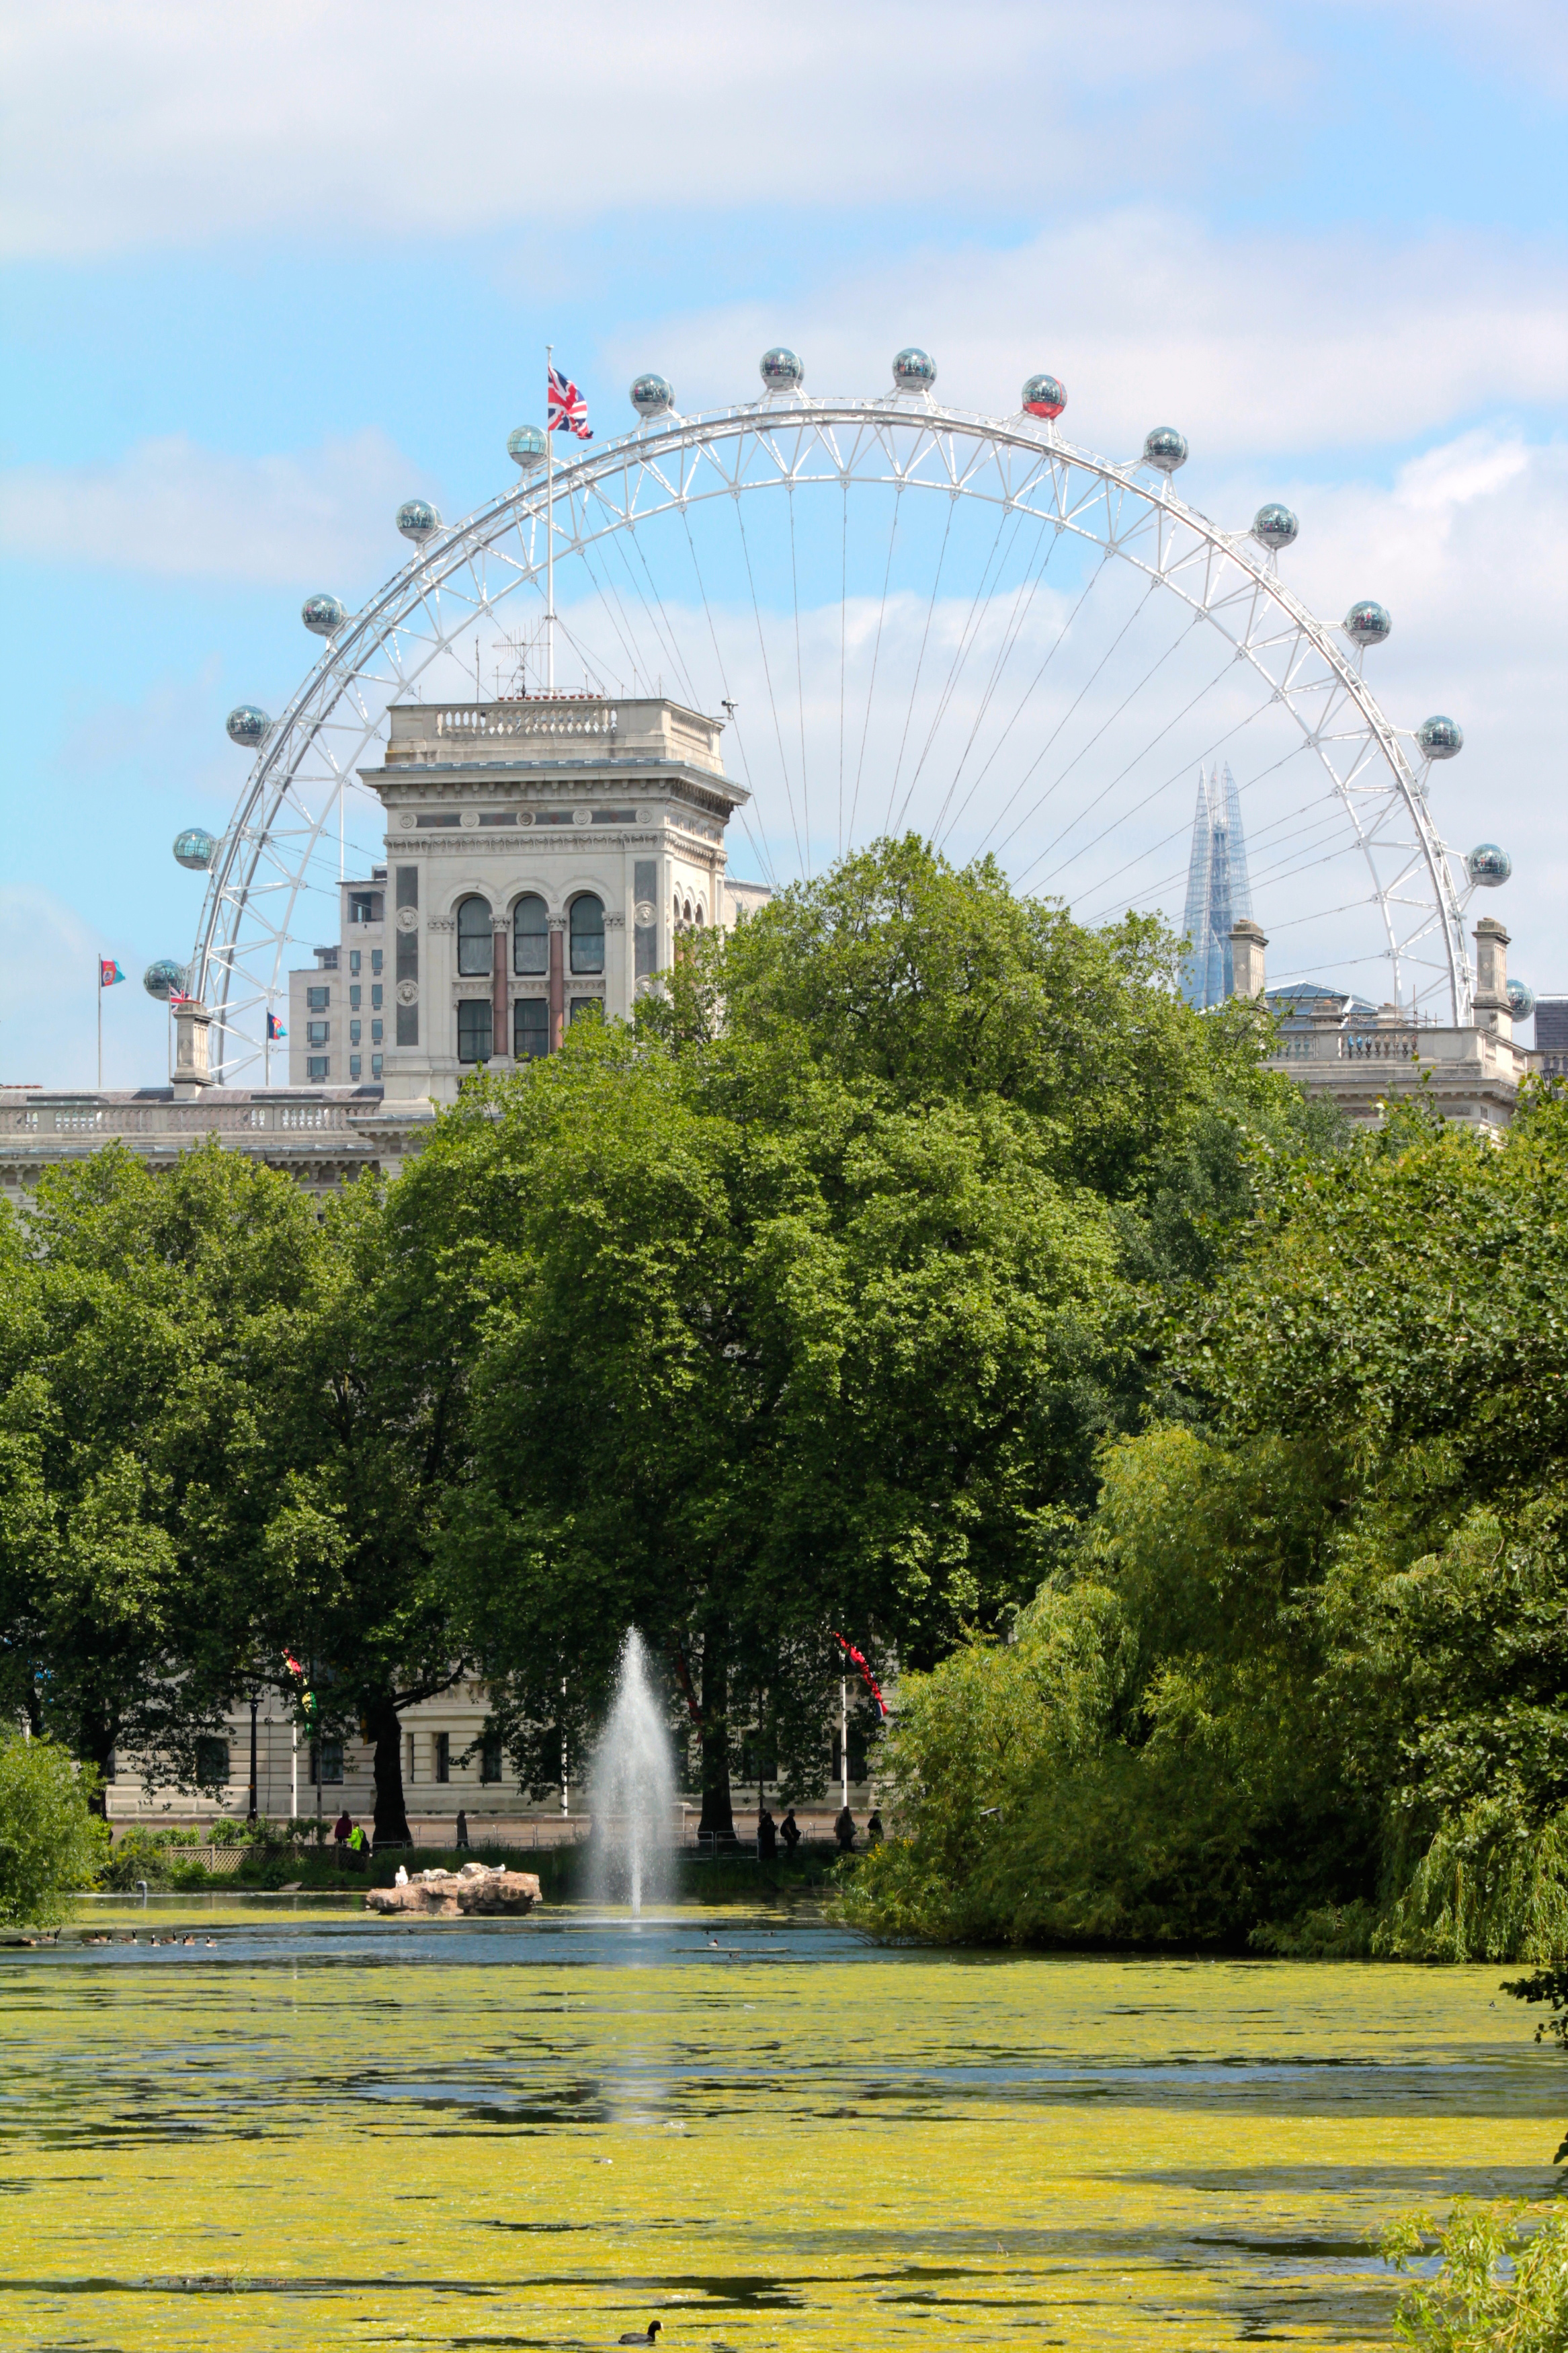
left=547, top=364, right=593, bottom=440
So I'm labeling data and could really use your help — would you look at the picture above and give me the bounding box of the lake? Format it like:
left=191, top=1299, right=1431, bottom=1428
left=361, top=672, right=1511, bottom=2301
left=0, top=1898, right=1555, bottom=2351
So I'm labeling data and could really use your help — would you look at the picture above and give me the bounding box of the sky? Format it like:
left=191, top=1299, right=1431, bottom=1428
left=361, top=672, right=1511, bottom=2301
left=3, top=0, right=1566, bottom=1086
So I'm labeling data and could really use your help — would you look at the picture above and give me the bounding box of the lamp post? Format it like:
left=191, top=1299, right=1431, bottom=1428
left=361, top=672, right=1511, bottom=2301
left=247, top=1694, right=259, bottom=1825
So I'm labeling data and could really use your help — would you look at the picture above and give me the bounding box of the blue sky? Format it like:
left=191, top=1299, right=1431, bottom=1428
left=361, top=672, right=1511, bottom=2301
left=3, top=0, right=1566, bottom=1084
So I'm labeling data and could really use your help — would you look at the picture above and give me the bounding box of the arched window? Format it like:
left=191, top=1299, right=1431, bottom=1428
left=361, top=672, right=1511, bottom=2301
left=456, top=894, right=493, bottom=977
left=513, top=893, right=548, bottom=975
left=569, top=893, right=604, bottom=975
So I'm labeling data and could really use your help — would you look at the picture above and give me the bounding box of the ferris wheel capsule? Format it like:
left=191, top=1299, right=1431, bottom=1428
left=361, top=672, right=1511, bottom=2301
left=143, top=958, right=189, bottom=1001
left=397, top=498, right=441, bottom=543
left=1144, top=426, right=1188, bottom=473
left=1344, top=599, right=1392, bottom=649
left=1022, top=374, right=1066, bottom=420
left=630, top=373, right=674, bottom=418
left=1252, top=503, right=1298, bottom=551
left=225, top=705, right=271, bottom=749
left=759, top=346, right=804, bottom=393
left=1417, top=714, right=1463, bottom=760
left=302, top=592, right=347, bottom=637
left=173, top=827, right=217, bottom=871
left=892, top=347, right=936, bottom=395
left=1466, top=842, right=1511, bottom=887
left=507, top=425, right=546, bottom=470
left=1508, top=978, right=1536, bottom=1021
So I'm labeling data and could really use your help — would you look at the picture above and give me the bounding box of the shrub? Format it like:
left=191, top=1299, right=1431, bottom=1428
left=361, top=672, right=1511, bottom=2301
left=0, top=1734, right=110, bottom=1927
left=1385, top=2201, right=1568, bottom=2353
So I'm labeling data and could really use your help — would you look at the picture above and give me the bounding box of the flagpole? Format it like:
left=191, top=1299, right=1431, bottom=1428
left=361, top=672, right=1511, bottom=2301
left=96, top=958, right=102, bottom=1091
left=545, top=342, right=555, bottom=694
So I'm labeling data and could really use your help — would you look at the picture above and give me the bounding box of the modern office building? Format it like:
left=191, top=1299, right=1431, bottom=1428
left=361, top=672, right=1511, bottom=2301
left=1182, top=762, right=1253, bottom=1009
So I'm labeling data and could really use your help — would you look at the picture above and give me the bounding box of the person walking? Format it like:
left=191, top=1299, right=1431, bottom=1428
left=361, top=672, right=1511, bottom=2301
left=866, top=1810, right=884, bottom=1845
left=757, top=1805, right=777, bottom=1862
left=456, top=1808, right=469, bottom=1851
left=779, top=1808, right=800, bottom=1856
left=834, top=1804, right=856, bottom=1853
left=333, top=1808, right=352, bottom=1864
left=347, top=1821, right=367, bottom=1873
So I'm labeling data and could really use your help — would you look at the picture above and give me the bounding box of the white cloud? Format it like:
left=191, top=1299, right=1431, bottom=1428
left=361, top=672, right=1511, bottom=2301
left=0, top=0, right=1289, bottom=260
left=0, top=428, right=431, bottom=584
left=627, top=210, right=1568, bottom=456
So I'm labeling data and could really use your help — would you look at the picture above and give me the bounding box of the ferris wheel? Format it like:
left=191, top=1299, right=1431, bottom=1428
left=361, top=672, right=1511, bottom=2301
left=160, top=346, right=1501, bottom=1081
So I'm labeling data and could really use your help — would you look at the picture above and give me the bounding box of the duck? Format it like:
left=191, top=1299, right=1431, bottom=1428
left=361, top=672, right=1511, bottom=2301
left=618, top=2326, right=661, bottom=2344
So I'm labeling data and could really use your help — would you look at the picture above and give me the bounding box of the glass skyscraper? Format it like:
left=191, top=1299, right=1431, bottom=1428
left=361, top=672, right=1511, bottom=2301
left=1181, top=762, right=1253, bottom=1008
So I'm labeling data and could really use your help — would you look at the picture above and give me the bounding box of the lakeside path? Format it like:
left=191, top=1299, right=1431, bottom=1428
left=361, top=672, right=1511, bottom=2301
left=0, top=1903, right=1555, bottom=2351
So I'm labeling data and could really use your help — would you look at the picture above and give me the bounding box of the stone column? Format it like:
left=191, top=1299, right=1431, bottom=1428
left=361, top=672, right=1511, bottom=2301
left=1229, top=918, right=1268, bottom=1000
left=492, top=922, right=509, bottom=1062
left=548, top=917, right=566, bottom=1052
left=1473, top=915, right=1512, bottom=1042
left=172, top=1000, right=212, bottom=1097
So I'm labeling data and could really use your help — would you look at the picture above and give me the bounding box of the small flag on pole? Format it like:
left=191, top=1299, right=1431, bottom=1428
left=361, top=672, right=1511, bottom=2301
left=99, top=959, right=125, bottom=988
left=267, top=1012, right=286, bottom=1041
left=548, top=364, right=593, bottom=440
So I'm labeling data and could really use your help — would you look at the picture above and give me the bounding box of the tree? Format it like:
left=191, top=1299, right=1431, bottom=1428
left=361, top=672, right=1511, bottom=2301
left=0, top=1143, right=332, bottom=1802
left=0, top=1735, right=110, bottom=1927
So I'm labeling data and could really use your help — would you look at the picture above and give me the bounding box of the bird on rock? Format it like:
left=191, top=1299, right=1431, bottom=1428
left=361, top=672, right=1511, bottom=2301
left=618, top=2326, right=662, bottom=2344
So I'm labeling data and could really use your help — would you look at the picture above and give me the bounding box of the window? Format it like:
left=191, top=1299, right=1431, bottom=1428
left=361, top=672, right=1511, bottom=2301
left=312, top=1739, right=343, bottom=1785
left=634, top=857, right=658, bottom=982
left=349, top=1021, right=361, bottom=1045
left=196, top=1735, right=230, bottom=1786
left=416, top=811, right=460, bottom=828
left=396, top=927, right=417, bottom=984
left=569, top=893, right=604, bottom=974
left=434, top=1732, right=450, bottom=1784
left=371, top=949, right=383, bottom=976
left=306, top=1021, right=329, bottom=1047
left=371, top=984, right=383, bottom=1010
left=513, top=893, right=548, bottom=975
left=395, top=865, right=418, bottom=910
left=349, top=984, right=361, bottom=1010
left=349, top=949, right=362, bottom=978
left=514, top=999, right=548, bottom=1060
left=569, top=996, right=603, bottom=1025
left=740, top=1734, right=777, bottom=1785
left=456, top=895, right=493, bottom=977
left=349, top=1055, right=362, bottom=1080
left=348, top=891, right=382, bottom=923
left=405, top=1732, right=416, bottom=1784
left=371, top=1054, right=382, bottom=1079
left=371, top=1019, right=383, bottom=1045
left=306, top=986, right=330, bottom=1012
left=396, top=1005, right=418, bottom=1047
left=481, top=1732, right=503, bottom=1785
left=831, top=1728, right=868, bottom=1786
left=457, top=1000, right=493, bottom=1063
left=306, top=1055, right=329, bottom=1081
left=479, top=811, right=517, bottom=828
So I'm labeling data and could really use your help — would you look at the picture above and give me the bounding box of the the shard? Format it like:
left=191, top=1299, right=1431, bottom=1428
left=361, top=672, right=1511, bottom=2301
left=1181, top=762, right=1253, bottom=1008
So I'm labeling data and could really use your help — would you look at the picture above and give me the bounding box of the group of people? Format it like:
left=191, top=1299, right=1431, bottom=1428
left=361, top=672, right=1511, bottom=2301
left=755, top=1804, right=882, bottom=1858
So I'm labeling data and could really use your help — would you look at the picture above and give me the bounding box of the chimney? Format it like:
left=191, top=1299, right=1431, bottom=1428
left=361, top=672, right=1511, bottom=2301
left=1229, top=918, right=1267, bottom=1001
left=173, top=999, right=214, bottom=1097
left=1473, top=916, right=1512, bottom=1043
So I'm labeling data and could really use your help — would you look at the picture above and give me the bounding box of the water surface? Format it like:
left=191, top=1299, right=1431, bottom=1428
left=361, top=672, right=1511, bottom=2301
left=1, top=1903, right=1557, bottom=2350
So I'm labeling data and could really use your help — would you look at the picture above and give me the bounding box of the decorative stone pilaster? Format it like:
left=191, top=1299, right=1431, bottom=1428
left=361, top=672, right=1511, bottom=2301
left=1229, top=918, right=1268, bottom=1001
left=1473, top=915, right=1512, bottom=1043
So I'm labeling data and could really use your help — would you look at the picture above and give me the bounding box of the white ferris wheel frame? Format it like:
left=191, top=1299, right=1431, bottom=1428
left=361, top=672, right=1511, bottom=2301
left=193, top=393, right=1473, bottom=1082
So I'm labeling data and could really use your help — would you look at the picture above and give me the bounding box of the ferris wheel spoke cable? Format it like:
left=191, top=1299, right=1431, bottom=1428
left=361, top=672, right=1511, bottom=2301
left=985, top=582, right=1163, bottom=863
left=882, top=490, right=958, bottom=833
left=1012, top=619, right=1219, bottom=888
left=1082, top=779, right=1344, bottom=928
left=675, top=506, right=781, bottom=893
left=961, top=555, right=1115, bottom=857
left=927, top=511, right=1065, bottom=848
left=847, top=483, right=904, bottom=852
left=733, top=493, right=806, bottom=873
left=606, top=508, right=705, bottom=708
left=786, top=485, right=812, bottom=864
left=892, top=495, right=1023, bottom=834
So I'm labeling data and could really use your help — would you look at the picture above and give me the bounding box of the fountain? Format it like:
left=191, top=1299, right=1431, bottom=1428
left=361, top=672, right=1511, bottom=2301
left=589, top=1630, right=676, bottom=1915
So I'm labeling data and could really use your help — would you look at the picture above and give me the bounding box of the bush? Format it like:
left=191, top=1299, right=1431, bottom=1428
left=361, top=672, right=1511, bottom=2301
left=0, top=1734, right=110, bottom=1927
left=1385, top=2201, right=1568, bottom=2353
left=99, top=1825, right=177, bottom=1891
